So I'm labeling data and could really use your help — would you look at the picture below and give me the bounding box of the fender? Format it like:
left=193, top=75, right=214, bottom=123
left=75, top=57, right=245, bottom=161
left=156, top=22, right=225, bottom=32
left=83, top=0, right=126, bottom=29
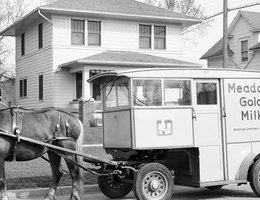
left=235, top=152, right=257, bottom=180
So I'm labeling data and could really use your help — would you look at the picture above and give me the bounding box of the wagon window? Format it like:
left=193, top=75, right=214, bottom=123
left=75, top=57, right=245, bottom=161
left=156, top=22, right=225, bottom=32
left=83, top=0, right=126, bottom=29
left=105, top=78, right=129, bottom=109
left=133, top=79, right=162, bottom=106
left=196, top=82, right=217, bottom=105
left=164, top=80, right=191, bottom=106
left=106, top=85, right=117, bottom=108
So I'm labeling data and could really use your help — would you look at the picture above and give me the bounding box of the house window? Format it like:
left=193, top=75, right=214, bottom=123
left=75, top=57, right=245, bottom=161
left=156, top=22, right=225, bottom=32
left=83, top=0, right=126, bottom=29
left=71, top=19, right=85, bottom=45
left=241, top=40, right=248, bottom=61
left=154, top=25, right=166, bottom=49
left=38, top=23, right=43, bottom=49
left=39, top=75, right=43, bottom=100
left=88, top=21, right=101, bottom=46
left=20, top=79, right=27, bottom=98
left=76, top=72, right=82, bottom=99
left=139, top=24, right=151, bottom=49
left=21, top=33, right=25, bottom=56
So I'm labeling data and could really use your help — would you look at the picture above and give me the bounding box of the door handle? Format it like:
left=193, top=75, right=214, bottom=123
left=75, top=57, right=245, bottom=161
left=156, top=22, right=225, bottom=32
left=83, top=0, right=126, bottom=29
left=222, top=107, right=226, bottom=118
left=192, top=108, right=197, bottom=120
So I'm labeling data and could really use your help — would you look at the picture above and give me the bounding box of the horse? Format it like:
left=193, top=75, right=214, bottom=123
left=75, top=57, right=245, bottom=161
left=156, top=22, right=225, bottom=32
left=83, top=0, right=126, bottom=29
left=0, top=104, right=83, bottom=200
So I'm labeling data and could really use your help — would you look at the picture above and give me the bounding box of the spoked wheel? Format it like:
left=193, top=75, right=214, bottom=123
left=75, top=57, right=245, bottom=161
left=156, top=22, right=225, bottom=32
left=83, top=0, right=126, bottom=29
left=249, top=159, right=260, bottom=196
left=134, top=163, right=174, bottom=200
left=98, top=174, right=133, bottom=199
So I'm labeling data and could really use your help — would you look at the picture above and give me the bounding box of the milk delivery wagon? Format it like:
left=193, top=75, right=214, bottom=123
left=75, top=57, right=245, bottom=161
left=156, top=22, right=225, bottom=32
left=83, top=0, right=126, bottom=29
left=88, top=68, right=260, bottom=200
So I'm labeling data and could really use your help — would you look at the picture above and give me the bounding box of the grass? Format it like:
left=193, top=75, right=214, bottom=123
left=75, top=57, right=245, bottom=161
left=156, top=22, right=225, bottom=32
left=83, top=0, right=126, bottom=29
left=5, top=126, right=110, bottom=190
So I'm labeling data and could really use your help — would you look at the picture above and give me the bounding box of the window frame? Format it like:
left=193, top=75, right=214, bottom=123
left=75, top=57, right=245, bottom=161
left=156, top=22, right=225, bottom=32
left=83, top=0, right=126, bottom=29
left=71, top=19, right=85, bottom=45
left=19, top=78, right=27, bottom=98
left=38, top=23, right=43, bottom=49
left=88, top=20, right=101, bottom=46
left=139, top=24, right=151, bottom=49
left=241, top=40, right=248, bottom=62
left=39, top=75, right=43, bottom=100
left=103, top=78, right=130, bottom=111
left=132, top=78, right=192, bottom=108
left=154, top=25, right=166, bottom=50
left=195, top=80, right=219, bottom=106
left=21, top=33, right=25, bottom=56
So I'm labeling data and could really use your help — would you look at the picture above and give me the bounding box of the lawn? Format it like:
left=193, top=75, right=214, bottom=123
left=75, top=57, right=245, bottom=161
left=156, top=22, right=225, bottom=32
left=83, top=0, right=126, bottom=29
left=5, top=126, right=111, bottom=190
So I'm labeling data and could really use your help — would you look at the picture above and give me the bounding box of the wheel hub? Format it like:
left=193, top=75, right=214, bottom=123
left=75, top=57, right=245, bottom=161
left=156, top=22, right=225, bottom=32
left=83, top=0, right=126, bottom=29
left=150, top=180, right=160, bottom=191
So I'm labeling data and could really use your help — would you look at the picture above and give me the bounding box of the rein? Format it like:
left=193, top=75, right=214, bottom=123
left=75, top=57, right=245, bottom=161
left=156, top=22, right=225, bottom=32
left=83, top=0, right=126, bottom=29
left=0, top=105, right=77, bottom=119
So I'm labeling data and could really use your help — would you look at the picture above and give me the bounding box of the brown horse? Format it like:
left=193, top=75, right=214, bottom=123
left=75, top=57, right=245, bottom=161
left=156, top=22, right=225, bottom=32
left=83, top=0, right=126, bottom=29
left=0, top=104, right=83, bottom=200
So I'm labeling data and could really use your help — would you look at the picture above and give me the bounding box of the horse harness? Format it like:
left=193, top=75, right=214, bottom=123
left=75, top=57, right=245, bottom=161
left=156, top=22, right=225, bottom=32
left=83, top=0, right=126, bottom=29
left=9, top=106, right=76, bottom=161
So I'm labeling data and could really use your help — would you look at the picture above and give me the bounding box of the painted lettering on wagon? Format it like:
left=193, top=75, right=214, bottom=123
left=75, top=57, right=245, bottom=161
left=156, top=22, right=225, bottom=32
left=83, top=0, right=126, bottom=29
left=228, top=83, right=260, bottom=120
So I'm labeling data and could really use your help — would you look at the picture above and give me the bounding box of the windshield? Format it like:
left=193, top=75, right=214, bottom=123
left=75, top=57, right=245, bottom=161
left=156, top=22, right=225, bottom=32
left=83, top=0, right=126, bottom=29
left=104, top=77, right=129, bottom=109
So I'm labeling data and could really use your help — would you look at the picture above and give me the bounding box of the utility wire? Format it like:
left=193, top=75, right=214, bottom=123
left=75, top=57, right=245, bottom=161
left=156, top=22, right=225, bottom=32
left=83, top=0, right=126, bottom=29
left=204, top=2, right=260, bottom=20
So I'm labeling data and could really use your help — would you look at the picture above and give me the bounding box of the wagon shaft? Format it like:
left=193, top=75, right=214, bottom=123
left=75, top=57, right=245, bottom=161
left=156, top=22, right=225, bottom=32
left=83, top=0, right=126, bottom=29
left=0, top=129, right=118, bottom=167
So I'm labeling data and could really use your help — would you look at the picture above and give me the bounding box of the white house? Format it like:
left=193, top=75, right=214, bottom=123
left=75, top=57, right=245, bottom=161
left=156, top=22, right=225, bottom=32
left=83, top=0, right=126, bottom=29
left=201, top=11, right=260, bottom=70
left=0, top=0, right=201, bottom=109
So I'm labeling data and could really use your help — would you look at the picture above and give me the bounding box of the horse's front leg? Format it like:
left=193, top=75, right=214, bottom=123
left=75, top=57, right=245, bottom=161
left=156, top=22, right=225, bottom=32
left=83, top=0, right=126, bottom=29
left=0, top=159, right=8, bottom=200
left=44, top=152, right=63, bottom=200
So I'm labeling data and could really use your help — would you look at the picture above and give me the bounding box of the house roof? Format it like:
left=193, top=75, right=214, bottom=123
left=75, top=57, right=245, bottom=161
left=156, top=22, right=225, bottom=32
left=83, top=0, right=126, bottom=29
left=0, top=0, right=200, bottom=36
left=200, top=38, right=234, bottom=59
left=59, top=51, right=201, bottom=69
left=201, top=10, right=260, bottom=60
left=241, top=11, right=260, bottom=30
left=250, top=42, right=260, bottom=50
left=44, top=0, right=197, bottom=20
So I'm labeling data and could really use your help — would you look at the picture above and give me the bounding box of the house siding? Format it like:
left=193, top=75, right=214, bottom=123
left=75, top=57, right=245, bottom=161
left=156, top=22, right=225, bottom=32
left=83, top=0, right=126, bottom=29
left=52, top=16, right=183, bottom=70
left=229, top=16, right=256, bottom=69
left=15, top=20, right=53, bottom=108
left=208, top=56, right=237, bottom=69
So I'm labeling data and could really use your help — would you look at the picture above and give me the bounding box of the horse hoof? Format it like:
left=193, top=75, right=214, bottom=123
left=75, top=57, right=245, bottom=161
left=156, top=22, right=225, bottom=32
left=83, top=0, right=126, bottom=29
left=69, top=196, right=80, bottom=200
left=44, top=194, right=55, bottom=200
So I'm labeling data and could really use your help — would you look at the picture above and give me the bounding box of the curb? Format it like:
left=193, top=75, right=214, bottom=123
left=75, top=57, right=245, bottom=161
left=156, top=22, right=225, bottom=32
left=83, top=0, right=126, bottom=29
left=7, top=184, right=99, bottom=199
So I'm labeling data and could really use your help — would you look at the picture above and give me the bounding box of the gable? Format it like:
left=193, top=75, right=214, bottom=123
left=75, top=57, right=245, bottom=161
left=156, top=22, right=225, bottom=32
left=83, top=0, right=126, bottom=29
left=229, top=15, right=254, bottom=36
left=201, top=11, right=259, bottom=60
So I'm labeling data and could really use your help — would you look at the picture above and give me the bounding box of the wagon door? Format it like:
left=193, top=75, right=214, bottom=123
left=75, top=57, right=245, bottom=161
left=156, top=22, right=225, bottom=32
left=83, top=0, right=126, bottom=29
left=193, top=79, right=224, bottom=182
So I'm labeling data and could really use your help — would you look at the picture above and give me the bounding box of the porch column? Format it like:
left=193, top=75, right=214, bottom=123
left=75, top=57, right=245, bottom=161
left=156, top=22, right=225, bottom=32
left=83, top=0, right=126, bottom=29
left=82, top=70, right=92, bottom=100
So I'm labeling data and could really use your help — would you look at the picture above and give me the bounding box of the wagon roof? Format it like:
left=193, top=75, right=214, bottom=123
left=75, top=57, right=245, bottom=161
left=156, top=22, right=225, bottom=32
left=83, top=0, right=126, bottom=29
left=88, top=68, right=260, bottom=83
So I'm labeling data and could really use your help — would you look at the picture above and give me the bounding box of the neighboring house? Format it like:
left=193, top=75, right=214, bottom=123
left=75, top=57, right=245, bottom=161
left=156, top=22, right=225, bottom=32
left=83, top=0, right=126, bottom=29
left=201, top=11, right=260, bottom=70
left=0, top=79, right=16, bottom=106
left=0, top=0, right=201, bottom=109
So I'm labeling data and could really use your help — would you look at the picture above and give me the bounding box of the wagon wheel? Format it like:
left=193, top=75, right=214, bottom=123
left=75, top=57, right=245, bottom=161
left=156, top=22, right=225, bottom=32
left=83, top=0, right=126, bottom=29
left=249, top=159, right=260, bottom=196
left=205, top=185, right=223, bottom=190
left=133, top=163, right=174, bottom=200
left=98, top=174, right=133, bottom=199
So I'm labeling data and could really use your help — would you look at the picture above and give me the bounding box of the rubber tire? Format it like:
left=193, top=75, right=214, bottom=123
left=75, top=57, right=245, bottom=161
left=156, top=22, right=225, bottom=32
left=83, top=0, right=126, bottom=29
left=98, top=175, right=133, bottom=199
left=249, top=159, right=260, bottom=196
left=133, top=163, right=174, bottom=200
left=205, top=185, right=223, bottom=190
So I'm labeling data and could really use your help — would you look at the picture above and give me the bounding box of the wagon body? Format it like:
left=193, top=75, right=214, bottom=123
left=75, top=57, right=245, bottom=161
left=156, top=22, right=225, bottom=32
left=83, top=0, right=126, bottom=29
left=88, top=68, right=260, bottom=199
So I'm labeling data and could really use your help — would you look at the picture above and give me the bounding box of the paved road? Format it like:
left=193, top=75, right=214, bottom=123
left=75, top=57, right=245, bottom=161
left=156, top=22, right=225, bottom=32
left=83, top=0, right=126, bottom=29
left=9, top=184, right=258, bottom=200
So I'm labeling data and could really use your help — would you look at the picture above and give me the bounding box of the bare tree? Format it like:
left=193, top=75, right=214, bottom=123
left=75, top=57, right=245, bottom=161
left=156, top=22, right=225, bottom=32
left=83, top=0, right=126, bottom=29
left=0, top=0, right=28, bottom=80
left=145, top=0, right=213, bottom=42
